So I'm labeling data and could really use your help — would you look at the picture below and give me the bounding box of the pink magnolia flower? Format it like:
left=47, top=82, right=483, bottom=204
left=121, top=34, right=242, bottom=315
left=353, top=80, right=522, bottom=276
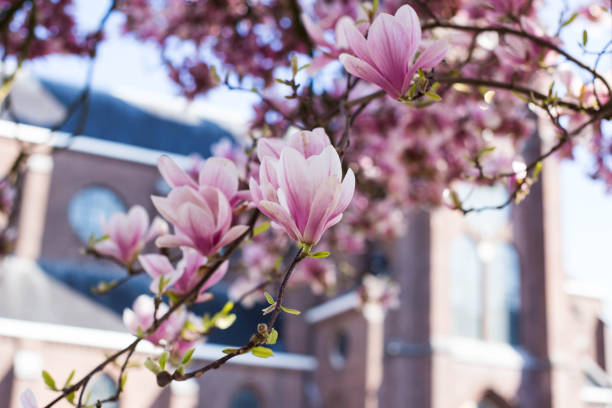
left=257, top=127, right=332, bottom=161
left=94, top=206, right=168, bottom=265
left=172, top=248, right=228, bottom=301
left=138, top=253, right=183, bottom=295
left=250, top=130, right=355, bottom=246
left=140, top=249, right=227, bottom=301
left=21, top=389, right=38, bottom=408
left=339, top=5, right=448, bottom=99
left=123, top=295, right=185, bottom=346
left=152, top=186, right=248, bottom=256
left=293, top=257, right=337, bottom=295
left=301, top=14, right=363, bottom=72
left=158, top=155, right=246, bottom=206
left=359, top=274, right=401, bottom=311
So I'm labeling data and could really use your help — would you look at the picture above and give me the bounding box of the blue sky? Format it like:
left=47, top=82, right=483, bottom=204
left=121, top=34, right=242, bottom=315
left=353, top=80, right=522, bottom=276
left=23, top=0, right=612, bottom=318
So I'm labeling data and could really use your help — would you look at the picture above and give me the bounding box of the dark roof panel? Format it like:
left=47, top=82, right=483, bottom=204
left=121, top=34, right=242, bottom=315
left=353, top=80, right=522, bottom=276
left=32, top=78, right=233, bottom=156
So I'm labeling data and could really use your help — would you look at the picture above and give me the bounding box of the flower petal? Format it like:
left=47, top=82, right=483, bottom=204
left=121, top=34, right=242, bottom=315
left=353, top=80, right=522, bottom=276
left=199, top=157, right=239, bottom=202
left=394, top=5, right=422, bottom=59
left=340, top=53, right=400, bottom=99
left=367, top=13, right=410, bottom=90
left=278, top=147, right=313, bottom=230
left=158, top=155, right=197, bottom=188
left=259, top=201, right=302, bottom=242
left=414, top=40, right=449, bottom=70
left=213, top=225, right=250, bottom=253
left=340, top=17, right=374, bottom=65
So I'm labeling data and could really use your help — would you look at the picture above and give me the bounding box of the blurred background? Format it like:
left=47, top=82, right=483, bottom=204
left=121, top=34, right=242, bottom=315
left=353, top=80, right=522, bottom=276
left=0, top=0, right=611, bottom=407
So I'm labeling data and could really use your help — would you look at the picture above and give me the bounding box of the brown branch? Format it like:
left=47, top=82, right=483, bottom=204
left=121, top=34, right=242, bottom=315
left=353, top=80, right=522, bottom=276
left=422, top=21, right=611, bottom=94
left=167, top=246, right=307, bottom=383
left=44, top=210, right=260, bottom=407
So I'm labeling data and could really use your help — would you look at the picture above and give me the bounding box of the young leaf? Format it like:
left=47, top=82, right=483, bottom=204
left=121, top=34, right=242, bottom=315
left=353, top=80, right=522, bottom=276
left=561, top=12, right=578, bottom=27
left=266, top=328, right=279, bottom=345
left=280, top=306, right=301, bottom=315
left=582, top=29, right=588, bottom=46
left=251, top=346, right=274, bottom=358
left=66, top=392, right=75, bottom=404
left=264, top=292, right=275, bottom=304
left=425, top=92, right=442, bottom=101
left=308, top=251, right=330, bottom=258
left=64, top=370, right=76, bottom=388
left=253, top=221, right=270, bottom=236
left=159, top=351, right=169, bottom=371
left=120, top=373, right=128, bottom=390
left=144, top=357, right=161, bottom=374
left=221, top=301, right=234, bottom=315
left=42, top=370, right=57, bottom=391
left=181, top=348, right=195, bottom=365
left=222, top=348, right=237, bottom=354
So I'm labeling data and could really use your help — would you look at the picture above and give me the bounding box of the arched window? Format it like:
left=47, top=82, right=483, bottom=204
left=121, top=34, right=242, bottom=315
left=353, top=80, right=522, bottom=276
left=85, top=374, right=118, bottom=408
left=450, top=184, right=521, bottom=344
left=67, top=185, right=125, bottom=242
left=229, top=387, right=262, bottom=408
left=450, top=234, right=482, bottom=339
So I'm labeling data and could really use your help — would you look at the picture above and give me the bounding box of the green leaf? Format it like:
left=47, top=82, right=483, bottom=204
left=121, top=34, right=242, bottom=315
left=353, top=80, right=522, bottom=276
left=93, top=234, right=110, bottom=244
left=561, top=12, right=578, bottom=27
left=280, top=306, right=301, bottom=315
left=511, top=91, right=528, bottom=102
left=64, top=370, right=76, bottom=388
left=66, top=392, right=75, bottom=404
left=274, top=256, right=283, bottom=271
left=532, top=161, right=543, bottom=180
left=253, top=221, right=270, bottom=236
left=42, top=370, right=57, bottom=391
left=120, top=373, right=128, bottom=390
left=144, top=357, right=161, bottom=375
left=251, top=346, right=274, bottom=358
left=167, top=291, right=180, bottom=303
left=181, top=348, right=195, bottom=365
left=582, top=29, right=588, bottom=46
left=425, top=92, right=442, bottom=101
left=371, top=0, right=379, bottom=14
left=222, top=348, right=237, bottom=354
left=266, top=328, right=279, bottom=345
left=221, top=301, right=234, bottom=315
left=308, top=251, right=330, bottom=258
left=264, top=292, right=275, bottom=304
left=291, top=54, right=299, bottom=77
left=159, top=351, right=169, bottom=371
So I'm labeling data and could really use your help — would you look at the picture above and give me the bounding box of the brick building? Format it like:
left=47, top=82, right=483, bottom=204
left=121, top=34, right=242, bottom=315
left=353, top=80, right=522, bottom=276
left=0, top=75, right=610, bottom=407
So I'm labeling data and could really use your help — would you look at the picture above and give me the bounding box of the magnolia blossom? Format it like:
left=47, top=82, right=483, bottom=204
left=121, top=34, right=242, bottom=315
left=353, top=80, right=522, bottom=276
left=250, top=129, right=355, bottom=246
left=140, top=248, right=228, bottom=301
left=158, top=155, right=246, bottom=206
left=293, top=257, right=337, bottom=295
left=257, top=127, right=332, bottom=161
left=21, top=389, right=38, bottom=408
left=359, top=274, right=401, bottom=311
left=123, top=295, right=184, bottom=345
left=301, top=14, right=364, bottom=71
left=339, top=5, right=448, bottom=99
left=152, top=186, right=248, bottom=256
left=94, top=206, right=168, bottom=265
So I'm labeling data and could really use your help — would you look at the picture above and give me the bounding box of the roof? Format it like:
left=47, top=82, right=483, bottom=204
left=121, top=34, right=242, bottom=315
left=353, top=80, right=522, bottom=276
left=0, top=257, right=124, bottom=331
left=38, top=259, right=283, bottom=348
left=6, top=73, right=235, bottom=156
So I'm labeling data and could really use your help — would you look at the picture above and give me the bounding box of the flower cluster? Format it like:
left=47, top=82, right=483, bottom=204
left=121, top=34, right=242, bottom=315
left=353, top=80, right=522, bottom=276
left=250, top=128, right=355, bottom=247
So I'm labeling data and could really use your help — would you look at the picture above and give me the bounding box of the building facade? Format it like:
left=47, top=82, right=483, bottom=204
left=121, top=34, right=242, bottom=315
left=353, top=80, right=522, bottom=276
left=0, top=78, right=610, bottom=407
